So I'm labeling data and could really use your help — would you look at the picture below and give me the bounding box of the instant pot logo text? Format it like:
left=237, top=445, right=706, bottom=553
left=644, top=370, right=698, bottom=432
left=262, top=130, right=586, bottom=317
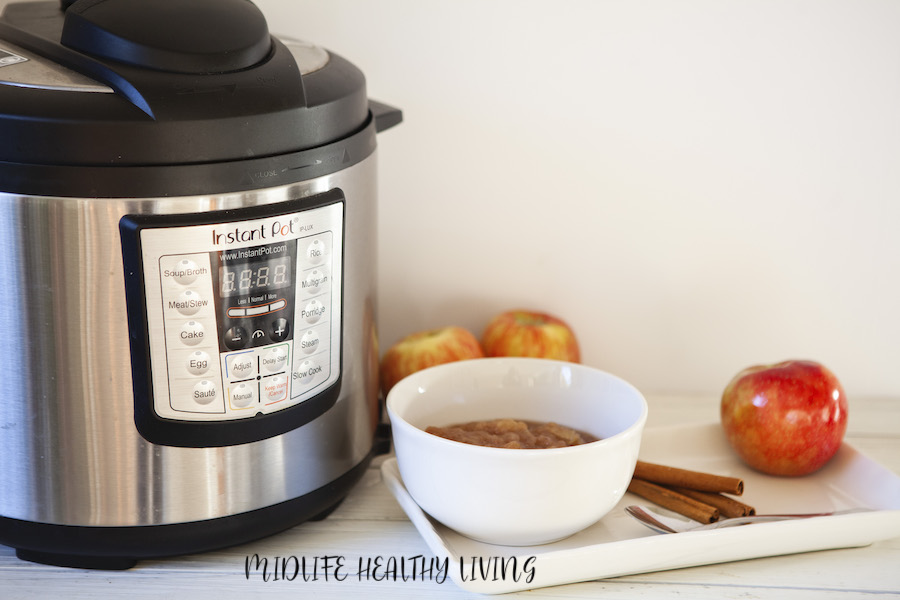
left=211, top=217, right=312, bottom=246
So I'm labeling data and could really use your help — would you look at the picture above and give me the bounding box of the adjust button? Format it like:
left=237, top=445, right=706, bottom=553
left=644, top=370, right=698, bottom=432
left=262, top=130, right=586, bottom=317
left=227, top=352, right=255, bottom=380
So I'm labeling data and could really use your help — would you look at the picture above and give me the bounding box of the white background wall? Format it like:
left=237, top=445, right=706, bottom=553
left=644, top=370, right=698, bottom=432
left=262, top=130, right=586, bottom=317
left=259, top=0, right=900, bottom=399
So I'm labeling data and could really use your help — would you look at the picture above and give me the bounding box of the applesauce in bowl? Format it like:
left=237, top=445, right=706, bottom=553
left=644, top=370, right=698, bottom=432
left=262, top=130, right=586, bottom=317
left=386, top=357, right=648, bottom=546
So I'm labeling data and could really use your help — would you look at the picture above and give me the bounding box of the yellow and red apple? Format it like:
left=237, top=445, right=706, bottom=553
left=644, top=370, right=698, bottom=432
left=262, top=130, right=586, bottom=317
left=379, top=326, right=484, bottom=397
left=720, top=359, right=848, bottom=476
left=481, top=309, right=580, bottom=363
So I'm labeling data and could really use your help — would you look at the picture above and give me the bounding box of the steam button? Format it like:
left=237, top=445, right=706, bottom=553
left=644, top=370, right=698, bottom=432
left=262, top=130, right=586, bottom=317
left=299, top=329, right=320, bottom=355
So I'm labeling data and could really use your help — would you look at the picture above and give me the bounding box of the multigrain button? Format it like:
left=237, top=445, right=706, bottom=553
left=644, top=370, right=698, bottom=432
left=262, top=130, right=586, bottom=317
left=302, top=268, right=328, bottom=295
left=179, top=320, right=205, bottom=346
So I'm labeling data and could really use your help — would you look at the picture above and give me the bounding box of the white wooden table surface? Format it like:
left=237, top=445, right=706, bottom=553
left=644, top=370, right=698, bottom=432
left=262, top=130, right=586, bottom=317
left=2, top=394, right=898, bottom=599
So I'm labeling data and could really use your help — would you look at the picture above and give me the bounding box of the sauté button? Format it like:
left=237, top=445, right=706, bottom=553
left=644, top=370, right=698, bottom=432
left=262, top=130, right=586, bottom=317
left=192, top=380, right=217, bottom=405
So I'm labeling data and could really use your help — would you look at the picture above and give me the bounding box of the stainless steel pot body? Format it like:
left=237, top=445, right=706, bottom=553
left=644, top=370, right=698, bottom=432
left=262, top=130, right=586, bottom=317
left=0, top=155, right=380, bottom=528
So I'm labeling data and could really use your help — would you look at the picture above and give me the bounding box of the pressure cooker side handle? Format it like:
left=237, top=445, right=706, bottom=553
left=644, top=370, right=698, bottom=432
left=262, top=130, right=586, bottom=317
left=369, top=99, right=403, bottom=133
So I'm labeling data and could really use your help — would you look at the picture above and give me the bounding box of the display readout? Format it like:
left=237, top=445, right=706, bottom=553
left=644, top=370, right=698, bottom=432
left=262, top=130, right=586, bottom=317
left=218, top=255, right=292, bottom=297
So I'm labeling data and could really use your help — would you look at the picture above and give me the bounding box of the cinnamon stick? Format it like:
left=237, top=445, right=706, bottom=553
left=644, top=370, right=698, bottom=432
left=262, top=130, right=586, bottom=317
left=670, top=486, right=756, bottom=518
left=633, top=460, right=744, bottom=496
left=627, top=479, right=719, bottom=524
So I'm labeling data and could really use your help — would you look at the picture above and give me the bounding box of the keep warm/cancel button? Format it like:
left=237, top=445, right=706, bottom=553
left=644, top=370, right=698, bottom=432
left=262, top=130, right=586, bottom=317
left=263, top=375, right=288, bottom=405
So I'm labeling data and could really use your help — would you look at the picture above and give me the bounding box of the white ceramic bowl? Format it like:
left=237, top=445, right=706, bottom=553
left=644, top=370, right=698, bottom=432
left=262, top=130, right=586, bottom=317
left=386, top=357, right=648, bottom=546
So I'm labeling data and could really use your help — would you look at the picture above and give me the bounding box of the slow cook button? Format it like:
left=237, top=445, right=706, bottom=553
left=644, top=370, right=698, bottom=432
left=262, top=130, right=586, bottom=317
left=186, top=350, right=211, bottom=375
left=230, top=382, right=256, bottom=409
left=173, top=289, right=208, bottom=316
left=263, top=375, right=288, bottom=404
left=192, top=380, right=218, bottom=406
left=293, top=359, right=325, bottom=387
left=180, top=320, right=205, bottom=346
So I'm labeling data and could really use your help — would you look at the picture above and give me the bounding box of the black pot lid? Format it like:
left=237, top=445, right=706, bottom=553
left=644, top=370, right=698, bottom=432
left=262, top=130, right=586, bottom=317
left=0, top=0, right=369, bottom=167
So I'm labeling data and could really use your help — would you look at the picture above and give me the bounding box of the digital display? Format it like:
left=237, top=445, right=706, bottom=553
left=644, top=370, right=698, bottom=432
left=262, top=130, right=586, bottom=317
left=219, top=256, right=291, bottom=297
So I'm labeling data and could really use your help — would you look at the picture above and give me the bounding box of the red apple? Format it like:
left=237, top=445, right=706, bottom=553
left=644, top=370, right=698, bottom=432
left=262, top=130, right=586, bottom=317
left=379, top=326, right=484, bottom=397
left=481, top=309, right=580, bottom=362
left=720, top=360, right=848, bottom=476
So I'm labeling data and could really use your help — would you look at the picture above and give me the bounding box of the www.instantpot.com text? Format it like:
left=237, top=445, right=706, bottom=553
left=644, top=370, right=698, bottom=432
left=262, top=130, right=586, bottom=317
left=244, top=554, right=537, bottom=585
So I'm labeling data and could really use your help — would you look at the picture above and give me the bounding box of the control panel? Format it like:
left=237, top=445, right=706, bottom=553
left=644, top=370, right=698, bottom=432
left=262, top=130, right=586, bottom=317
left=127, top=195, right=343, bottom=427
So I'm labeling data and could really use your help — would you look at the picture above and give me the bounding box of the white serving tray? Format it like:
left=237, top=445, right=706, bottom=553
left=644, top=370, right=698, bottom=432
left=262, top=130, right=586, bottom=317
left=381, top=423, right=900, bottom=594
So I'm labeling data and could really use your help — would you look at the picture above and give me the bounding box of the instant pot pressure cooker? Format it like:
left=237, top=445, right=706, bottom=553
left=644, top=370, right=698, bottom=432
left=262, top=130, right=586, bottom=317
left=0, top=0, right=400, bottom=568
